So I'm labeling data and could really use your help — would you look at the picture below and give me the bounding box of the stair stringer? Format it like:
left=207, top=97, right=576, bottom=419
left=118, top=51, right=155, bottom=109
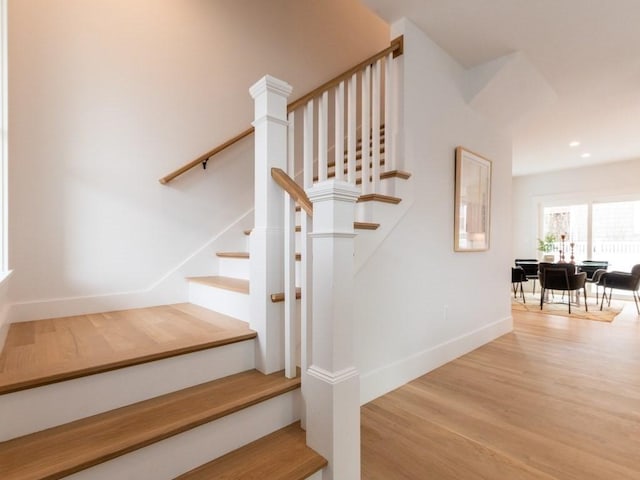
left=354, top=177, right=414, bottom=273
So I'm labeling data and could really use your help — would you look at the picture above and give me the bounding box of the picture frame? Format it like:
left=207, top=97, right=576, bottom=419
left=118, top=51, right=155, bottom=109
left=454, top=147, right=492, bottom=252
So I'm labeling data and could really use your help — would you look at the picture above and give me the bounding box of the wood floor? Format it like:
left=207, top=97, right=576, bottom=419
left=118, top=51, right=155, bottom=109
left=362, top=302, right=640, bottom=479
left=0, top=303, right=255, bottom=394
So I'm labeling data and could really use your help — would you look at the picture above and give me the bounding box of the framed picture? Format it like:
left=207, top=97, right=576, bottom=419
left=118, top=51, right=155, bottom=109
left=454, top=147, right=492, bottom=252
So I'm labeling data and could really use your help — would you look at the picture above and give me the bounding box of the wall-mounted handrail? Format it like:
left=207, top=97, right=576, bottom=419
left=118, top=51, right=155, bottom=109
left=159, top=127, right=254, bottom=185
left=271, top=167, right=313, bottom=217
left=158, top=36, right=404, bottom=185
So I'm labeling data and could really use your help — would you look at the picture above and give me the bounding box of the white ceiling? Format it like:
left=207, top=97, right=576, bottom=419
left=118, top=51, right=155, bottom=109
left=363, top=0, right=640, bottom=176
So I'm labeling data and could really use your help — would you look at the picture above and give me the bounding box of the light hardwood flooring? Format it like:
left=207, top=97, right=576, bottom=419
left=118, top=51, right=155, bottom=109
left=0, top=303, right=254, bottom=394
left=362, top=302, right=640, bottom=479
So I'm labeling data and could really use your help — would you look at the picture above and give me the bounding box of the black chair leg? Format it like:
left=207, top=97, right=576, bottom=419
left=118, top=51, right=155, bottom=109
left=520, top=283, right=526, bottom=303
left=540, top=288, right=545, bottom=310
left=633, top=291, right=640, bottom=315
left=583, top=287, right=588, bottom=312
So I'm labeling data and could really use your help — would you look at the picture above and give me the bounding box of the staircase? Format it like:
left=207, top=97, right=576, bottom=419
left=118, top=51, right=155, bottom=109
left=0, top=37, right=408, bottom=479
left=0, top=304, right=325, bottom=479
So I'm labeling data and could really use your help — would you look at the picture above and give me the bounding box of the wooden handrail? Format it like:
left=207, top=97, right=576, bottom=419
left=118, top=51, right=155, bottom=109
left=159, top=127, right=254, bottom=185
left=286, top=35, right=403, bottom=113
left=159, top=36, right=404, bottom=185
left=271, top=167, right=313, bottom=217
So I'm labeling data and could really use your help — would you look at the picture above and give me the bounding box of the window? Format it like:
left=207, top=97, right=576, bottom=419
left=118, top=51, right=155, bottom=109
left=541, top=200, right=640, bottom=272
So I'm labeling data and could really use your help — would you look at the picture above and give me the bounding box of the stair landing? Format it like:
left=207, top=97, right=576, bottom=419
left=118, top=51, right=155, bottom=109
left=0, top=303, right=255, bottom=394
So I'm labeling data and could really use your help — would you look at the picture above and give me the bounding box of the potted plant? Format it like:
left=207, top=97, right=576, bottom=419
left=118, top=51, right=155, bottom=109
left=537, top=233, right=556, bottom=262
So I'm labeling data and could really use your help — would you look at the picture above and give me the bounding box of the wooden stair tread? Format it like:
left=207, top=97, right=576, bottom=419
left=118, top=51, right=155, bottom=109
left=0, top=370, right=300, bottom=480
left=354, top=221, right=380, bottom=230
left=187, top=275, right=250, bottom=294
left=271, top=289, right=302, bottom=303
left=357, top=193, right=402, bottom=204
left=244, top=221, right=379, bottom=235
left=0, top=304, right=254, bottom=395
left=216, top=251, right=250, bottom=259
left=175, top=422, right=326, bottom=480
left=217, top=252, right=302, bottom=261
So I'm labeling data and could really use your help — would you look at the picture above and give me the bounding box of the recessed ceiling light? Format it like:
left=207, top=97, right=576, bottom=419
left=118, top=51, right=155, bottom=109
left=569, top=141, right=580, bottom=147
left=581, top=153, right=591, bottom=158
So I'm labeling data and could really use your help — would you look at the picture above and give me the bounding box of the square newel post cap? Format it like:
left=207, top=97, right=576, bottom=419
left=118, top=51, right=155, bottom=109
left=249, top=75, right=293, bottom=100
left=307, top=180, right=360, bottom=234
left=306, top=179, right=361, bottom=204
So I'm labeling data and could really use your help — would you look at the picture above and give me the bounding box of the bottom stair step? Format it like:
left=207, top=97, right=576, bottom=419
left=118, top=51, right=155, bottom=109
left=175, top=422, right=327, bottom=480
left=0, top=370, right=300, bottom=480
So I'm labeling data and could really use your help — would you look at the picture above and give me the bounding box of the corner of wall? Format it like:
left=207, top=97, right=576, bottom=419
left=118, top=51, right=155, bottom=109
left=360, top=315, right=513, bottom=404
left=0, top=269, right=13, bottom=350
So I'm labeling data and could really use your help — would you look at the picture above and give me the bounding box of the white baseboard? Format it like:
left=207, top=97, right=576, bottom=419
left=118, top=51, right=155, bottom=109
left=359, top=315, right=513, bottom=405
left=7, top=210, right=254, bottom=323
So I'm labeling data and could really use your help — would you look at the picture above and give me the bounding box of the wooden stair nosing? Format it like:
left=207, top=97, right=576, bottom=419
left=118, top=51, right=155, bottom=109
left=0, top=370, right=300, bottom=480
left=244, top=221, right=380, bottom=235
left=217, top=252, right=301, bottom=261
left=216, top=251, right=250, bottom=259
left=187, top=275, right=250, bottom=295
left=357, top=193, right=402, bottom=204
left=175, top=422, right=327, bottom=480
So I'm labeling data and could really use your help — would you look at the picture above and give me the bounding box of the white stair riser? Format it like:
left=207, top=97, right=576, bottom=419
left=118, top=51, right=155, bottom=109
left=65, top=390, right=301, bottom=480
left=188, top=282, right=250, bottom=322
left=218, top=256, right=250, bottom=280
left=0, top=340, right=255, bottom=441
left=306, top=471, right=323, bottom=480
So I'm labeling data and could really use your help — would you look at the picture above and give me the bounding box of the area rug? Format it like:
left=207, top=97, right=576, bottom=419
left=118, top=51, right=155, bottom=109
left=511, top=292, right=623, bottom=322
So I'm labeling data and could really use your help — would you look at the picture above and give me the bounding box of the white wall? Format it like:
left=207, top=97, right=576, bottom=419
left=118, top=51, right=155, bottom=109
left=356, top=19, right=513, bottom=403
left=7, top=0, right=388, bottom=318
left=512, top=158, right=640, bottom=259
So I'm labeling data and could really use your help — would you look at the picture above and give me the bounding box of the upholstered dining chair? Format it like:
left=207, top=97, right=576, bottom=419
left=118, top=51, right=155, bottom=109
left=587, top=269, right=608, bottom=304
left=538, top=262, right=588, bottom=314
left=599, top=264, right=640, bottom=314
left=511, top=266, right=528, bottom=302
left=515, top=259, right=539, bottom=295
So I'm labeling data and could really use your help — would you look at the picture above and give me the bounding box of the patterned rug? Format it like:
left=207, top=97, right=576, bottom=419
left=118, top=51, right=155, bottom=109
left=511, top=292, right=623, bottom=322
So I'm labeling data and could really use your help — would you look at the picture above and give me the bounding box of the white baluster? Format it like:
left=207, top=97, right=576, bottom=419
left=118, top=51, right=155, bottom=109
left=300, top=210, right=312, bottom=429
left=371, top=59, right=381, bottom=193
left=384, top=52, right=394, bottom=172
left=284, top=111, right=296, bottom=379
left=347, top=73, right=357, bottom=186
left=334, top=81, right=345, bottom=182
left=361, top=65, right=371, bottom=194
left=304, top=99, right=314, bottom=189
left=318, top=90, right=328, bottom=182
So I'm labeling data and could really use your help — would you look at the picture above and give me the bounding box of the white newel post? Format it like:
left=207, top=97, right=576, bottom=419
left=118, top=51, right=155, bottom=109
left=249, top=75, right=293, bottom=373
left=305, top=180, right=361, bottom=480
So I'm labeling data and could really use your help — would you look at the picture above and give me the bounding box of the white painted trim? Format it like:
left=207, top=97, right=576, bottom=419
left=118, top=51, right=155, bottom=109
left=8, top=209, right=254, bottom=322
left=0, top=269, right=10, bottom=351
left=0, top=0, right=7, bottom=274
left=359, top=315, right=513, bottom=405
left=251, top=114, right=289, bottom=128
left=307, top=365, right=358, bottom=385
left=249, top=75, right=293, bottom=99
